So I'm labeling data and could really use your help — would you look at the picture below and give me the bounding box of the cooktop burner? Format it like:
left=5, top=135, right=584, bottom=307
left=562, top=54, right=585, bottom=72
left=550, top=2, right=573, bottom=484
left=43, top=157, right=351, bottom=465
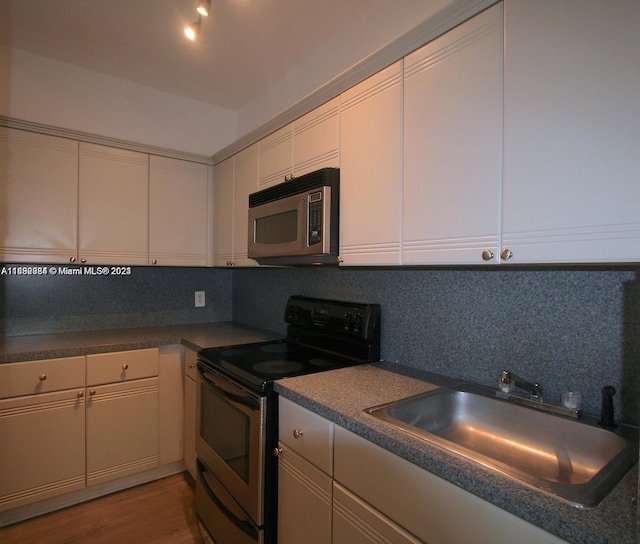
left=198, top=296, right=381, bottom=393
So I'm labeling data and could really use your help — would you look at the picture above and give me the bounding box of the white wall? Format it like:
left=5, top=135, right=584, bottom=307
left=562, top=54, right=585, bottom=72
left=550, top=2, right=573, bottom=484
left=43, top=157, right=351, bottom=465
left=0, top=47, right=237, bottom=156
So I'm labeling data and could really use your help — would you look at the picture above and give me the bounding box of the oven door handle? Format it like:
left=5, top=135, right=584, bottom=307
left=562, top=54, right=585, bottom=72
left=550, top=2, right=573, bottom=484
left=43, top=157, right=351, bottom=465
left=199, top=367, right=260, bottom=411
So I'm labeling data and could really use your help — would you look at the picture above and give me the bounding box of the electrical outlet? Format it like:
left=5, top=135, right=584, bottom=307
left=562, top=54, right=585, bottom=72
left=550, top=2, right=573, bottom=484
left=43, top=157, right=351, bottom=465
left=194, top=291, right=205, bottom=308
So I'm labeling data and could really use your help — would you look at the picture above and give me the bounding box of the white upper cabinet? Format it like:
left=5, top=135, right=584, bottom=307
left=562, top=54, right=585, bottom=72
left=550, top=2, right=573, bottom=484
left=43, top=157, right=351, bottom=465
left=212, top=155, right=235, bottom=266
left=293, top=97, right=340, bottom=177
left=0, top=128, right=78, bottom=264
left=259, top=98, right=340, bottom=189
left=402, top=3, right=503, bottom=265
left=78, top=143, right=149, bottom=265
left=502, top=0, right=640, bottom=264
left=259, top=124, right=293, bottom=188
left=149, top=156, right=210, bottom=267
left=339, top=62, right=403, bottom=266
left=213, top=143, right=259, bottom=267
left=233, top=143, right=260, bottom=266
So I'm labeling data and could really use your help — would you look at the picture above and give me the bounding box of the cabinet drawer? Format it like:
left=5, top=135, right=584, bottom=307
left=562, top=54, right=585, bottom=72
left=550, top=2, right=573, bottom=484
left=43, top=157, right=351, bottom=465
left=279, top=397, right=333, bottom=475
left=0, top=357, right=85, bottom=399
left=86, top=348, right=159, bottom=386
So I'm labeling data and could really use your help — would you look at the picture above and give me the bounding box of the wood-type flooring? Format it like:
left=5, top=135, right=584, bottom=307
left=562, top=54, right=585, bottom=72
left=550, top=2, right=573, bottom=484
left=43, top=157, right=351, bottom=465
left=0, top=473, right=214, bottom=543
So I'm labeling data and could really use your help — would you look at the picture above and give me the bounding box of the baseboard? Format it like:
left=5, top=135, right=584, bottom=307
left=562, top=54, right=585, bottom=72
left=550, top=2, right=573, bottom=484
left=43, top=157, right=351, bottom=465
left=0, top=462, right=185, bottom=528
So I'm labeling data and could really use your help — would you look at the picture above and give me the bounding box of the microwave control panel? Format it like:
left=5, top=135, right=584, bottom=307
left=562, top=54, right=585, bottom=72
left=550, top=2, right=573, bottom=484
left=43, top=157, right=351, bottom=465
left=307, top=191, right=323, bottom=245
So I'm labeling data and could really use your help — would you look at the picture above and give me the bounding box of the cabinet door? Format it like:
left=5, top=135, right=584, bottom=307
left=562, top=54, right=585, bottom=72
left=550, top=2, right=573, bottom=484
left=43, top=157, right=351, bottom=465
left=212, top=156, right=235, bottom=266
left=0, top=128, right=78, bottom=264
left=333, top=482, right=421, bottom=544
left=293, top=97, right=340, bottom=177
left=233, top=143, right=259, bottom=266
left=340, top=62, right=403, bottom=265
left=403, top=4, right=503, bottom=265
left=502, top=0, right=640, bottom=263
left=86, top=377, right=159, bottom=486
left=259, top=124, right=293, bottom=188
left=149, top=156, right=209, bottom=266
left=0, top=389, right=85, bottom=512
left=78, top=142, right=149, bottom=265
left=277, top=445, right=332, bottom=544
left=183, top=349, right=197, bottom=479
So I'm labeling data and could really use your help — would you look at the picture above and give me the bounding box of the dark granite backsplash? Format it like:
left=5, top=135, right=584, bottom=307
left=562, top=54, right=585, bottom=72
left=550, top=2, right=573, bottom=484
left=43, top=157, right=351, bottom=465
left=2, top=264, right=638, bottom=426
left=233, top=267, right=640, bottom=426
left=0, top=265, right=233, bottom=335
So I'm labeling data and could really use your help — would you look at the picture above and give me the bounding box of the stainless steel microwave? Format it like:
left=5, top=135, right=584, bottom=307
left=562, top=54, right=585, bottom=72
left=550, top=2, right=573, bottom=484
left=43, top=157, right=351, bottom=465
left=248, top=168, right=339, bottom=265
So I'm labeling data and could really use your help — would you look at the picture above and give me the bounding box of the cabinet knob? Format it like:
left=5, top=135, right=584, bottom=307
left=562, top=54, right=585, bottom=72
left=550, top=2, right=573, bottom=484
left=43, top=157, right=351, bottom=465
left=188, top=363, right=195, bottom=369
left=293, top=429, right=304, bottom=439
left=38, top=374, right=47, bottom=381
left=122, top=363, right=129, bottom=371
left=77, top=391, right=84, bottom=399
left=273, top=447, right=283, bottom=457
left=69, top=256, right=77, bottom=263
left=481, top=249, right=494, bottom=262
left=80, top=258, right=87, bottom=264
left=151, top=259, right=158, bottom=265
left=89, top=389, right=96, bottom=396
left=500, top=248, right=513, bottom=261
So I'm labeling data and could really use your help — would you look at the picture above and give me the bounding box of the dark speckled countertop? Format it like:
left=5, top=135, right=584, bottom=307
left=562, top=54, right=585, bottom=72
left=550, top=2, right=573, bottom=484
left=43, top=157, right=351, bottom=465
left=274, top=362, right=638, bottom=544
left=0, top=322, right=282, bottom=363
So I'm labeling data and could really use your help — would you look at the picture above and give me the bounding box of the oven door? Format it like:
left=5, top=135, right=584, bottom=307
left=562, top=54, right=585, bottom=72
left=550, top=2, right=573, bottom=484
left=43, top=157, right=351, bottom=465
left=196, top=362, right=266, bottom=525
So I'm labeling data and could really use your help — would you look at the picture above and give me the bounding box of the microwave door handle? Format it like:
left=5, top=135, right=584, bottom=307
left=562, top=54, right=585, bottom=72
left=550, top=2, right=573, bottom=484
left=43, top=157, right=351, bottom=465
left=199, top=369, right=260, bottom=410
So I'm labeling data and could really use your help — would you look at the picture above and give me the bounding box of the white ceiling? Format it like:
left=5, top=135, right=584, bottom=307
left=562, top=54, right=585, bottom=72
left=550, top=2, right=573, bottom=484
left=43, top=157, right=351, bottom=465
left=0, top=0, right=436, bottom=112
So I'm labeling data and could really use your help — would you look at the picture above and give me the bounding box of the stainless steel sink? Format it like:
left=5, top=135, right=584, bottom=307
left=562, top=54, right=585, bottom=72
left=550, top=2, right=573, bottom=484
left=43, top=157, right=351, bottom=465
left=365, top=388, right=638, bottom=507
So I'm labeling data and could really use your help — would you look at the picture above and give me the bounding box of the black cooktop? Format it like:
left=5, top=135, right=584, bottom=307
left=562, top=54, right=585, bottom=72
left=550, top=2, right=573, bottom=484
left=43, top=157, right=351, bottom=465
left=198, top=339, right=370, bottom=393
left=198, top=296, right=382, bottom=394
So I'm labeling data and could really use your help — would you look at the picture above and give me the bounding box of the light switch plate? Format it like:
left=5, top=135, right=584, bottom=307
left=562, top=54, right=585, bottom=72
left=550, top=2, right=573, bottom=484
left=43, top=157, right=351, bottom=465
left=195, top=291, right=205, bottom=307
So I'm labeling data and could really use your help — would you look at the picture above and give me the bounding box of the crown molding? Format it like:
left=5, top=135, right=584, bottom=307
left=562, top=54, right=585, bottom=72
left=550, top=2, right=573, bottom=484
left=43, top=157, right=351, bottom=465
left=0, top=116, right=214, bottom=165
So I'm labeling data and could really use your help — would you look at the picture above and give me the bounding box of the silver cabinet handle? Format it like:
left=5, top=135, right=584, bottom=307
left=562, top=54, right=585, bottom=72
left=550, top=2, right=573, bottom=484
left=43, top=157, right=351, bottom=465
left=500, top=248, right=513, bottom=261
left=38, top=374, right=47, bottom=381
left=122, top=363, right=129, bottom=370
left=69, top=256, right=77, bottom=263
left=151, top=259, right=158, bottom=265
left=481, top=249, right=494, bottom=262
left=293, top=429, right=304, bottom=439
left=80, top=258, right=87, bottom=264
left=273, top=447, right=283, bottom=457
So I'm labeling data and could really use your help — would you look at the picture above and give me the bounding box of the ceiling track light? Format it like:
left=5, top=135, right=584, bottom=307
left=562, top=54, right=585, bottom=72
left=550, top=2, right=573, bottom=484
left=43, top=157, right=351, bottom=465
left=196, top=0, right=211, bottom=17
left=184, top=17, right=201, bottom=41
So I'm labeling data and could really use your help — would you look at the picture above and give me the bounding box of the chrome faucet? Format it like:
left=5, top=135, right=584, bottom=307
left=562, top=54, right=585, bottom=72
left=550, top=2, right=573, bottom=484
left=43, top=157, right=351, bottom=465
left=500, top=370, right=543, bottom=402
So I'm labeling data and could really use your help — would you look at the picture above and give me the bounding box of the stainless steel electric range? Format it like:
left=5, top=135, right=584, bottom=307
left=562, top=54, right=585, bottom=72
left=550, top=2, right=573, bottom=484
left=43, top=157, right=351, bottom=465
left=195, top=295, right=381, bottom=544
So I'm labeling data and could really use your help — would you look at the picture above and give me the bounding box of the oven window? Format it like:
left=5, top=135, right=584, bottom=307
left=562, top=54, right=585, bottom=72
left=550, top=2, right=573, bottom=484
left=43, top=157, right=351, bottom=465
left=255, top=210, right=297, bottom=244
left=200, top=385, right=251, bottom=484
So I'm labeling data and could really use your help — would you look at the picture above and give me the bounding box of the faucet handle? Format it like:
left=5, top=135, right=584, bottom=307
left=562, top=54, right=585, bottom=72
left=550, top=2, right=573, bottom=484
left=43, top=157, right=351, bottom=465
left=500, top=370, right=511, bottom=385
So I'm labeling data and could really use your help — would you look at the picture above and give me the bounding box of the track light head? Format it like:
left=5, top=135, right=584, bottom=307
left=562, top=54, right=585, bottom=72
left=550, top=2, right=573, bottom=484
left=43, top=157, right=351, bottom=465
left=184, top=17, right=201, bottom=41
left=196, top=0, right=211, bottom=17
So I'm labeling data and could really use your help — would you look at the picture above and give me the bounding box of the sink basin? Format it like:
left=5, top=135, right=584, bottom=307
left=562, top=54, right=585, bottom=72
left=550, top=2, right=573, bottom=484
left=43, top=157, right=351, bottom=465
left=365, top=388, right=638, bottom=507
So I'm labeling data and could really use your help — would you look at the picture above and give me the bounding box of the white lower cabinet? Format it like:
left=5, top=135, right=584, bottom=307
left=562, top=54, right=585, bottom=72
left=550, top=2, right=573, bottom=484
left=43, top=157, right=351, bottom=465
left=278, top=398, right=568, bottom=544
left=334, top=426, right=567, bottom=544
left=277, top=397, right=333, bottom=544
left=333, top=482, right=420, bottom=544
left=0, top=346, right=188, bottom=524
left=0, top=387, right=86, bottom=512
left=183, top=347, right=198, bottom=479
left=277, top=444, right=333, bottom=544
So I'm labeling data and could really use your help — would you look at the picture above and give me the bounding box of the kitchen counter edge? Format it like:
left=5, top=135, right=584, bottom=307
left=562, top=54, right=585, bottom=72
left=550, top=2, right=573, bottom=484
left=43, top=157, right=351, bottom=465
left=0, top=322, right=282, bottom=363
